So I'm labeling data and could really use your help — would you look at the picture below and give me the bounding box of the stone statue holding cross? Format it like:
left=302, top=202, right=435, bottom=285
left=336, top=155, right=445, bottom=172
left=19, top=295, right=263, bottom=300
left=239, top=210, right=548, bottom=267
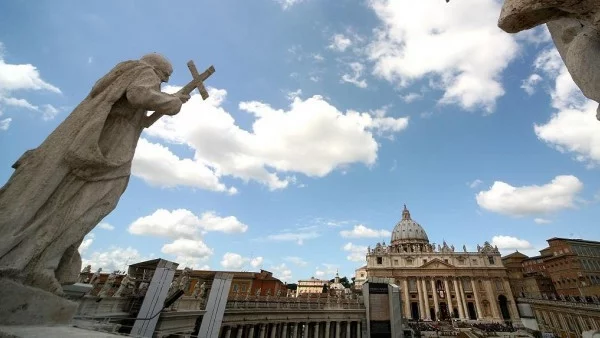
left=0, top=53, right=214, bottom=298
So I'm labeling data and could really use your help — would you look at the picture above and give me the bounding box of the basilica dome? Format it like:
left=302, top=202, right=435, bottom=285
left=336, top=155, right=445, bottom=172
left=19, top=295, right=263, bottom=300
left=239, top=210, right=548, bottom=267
left=391, top=205, right=429, bottom=245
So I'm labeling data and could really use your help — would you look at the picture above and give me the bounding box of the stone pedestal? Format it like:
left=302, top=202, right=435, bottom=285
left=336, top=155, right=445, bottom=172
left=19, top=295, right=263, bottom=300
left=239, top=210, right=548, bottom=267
left=0, top=278, right=78, bottom=325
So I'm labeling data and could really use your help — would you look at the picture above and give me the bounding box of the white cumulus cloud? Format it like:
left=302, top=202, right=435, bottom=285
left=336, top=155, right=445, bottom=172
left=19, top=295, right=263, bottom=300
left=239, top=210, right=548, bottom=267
left=284, top=256, right=308, bottom=267
left=534, top=218, right=552, bottom=224
left=97, top=222, right=115, bottom=231
left=270, top=263, right=293, bottom=282
left=491, top=235, right=533, bottom=251
left=343, top=242, right=368, bottom=262
left=341, top=62, right=368, bottom=88
left=141, top=87, right=409, bottom=192
left=329, top=34, right=352, bottom=52
left=82, top=246, right=152, bottom=272
left=220, top=252, right=264, bottom=270
left=366, top=0, right=518, bottom=113
left=129, top=208, right=248, bottom=238
left=0, top=43, right=61, bottom=120
left=340, top=224, right=391, bottom=238
left=476, top=175, right=583, bottom=216
left=526, top=48, right=600, bottom=167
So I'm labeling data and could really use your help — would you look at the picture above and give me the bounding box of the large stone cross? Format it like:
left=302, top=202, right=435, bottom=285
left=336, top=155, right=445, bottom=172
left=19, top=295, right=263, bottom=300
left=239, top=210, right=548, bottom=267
left=179, top=60, right=215, bottom=99
left=144, top=59, right=215, bottom=127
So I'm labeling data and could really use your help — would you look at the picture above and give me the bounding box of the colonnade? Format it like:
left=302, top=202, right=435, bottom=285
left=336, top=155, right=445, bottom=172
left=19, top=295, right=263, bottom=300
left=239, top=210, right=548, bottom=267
left=399, top=276, right=504, bottom=321
left=220, top=320, right=362, bottom=338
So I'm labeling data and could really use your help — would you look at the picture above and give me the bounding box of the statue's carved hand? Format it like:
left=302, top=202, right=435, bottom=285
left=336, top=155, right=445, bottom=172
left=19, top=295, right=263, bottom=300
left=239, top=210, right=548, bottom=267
left=176, top=93, right=191, bottom=103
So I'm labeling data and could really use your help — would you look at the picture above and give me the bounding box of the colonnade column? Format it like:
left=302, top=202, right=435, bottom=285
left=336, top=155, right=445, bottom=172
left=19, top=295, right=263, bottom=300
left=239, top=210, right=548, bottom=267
left=484, top=279, right=500, bottom=319
left=303, top=322, right=309, bottom=338
left=236, top=325, right=243, bottom=338
left=335, top=321, right=341, bottom=338
left=453, top=278, right=465, bottom=320
left=421, top=278, right=431, bottom=320
left=458, top=278, right=469, bottom=319
left=315, top=322, right=320, bottom=338
left=431, top=278, right=440, bottom=320
left=270, top=323, right=277, bottom=338
left=224, top=327, right=231, bottom=338
left=357, top=321, right=362, bottom=338
left=281, top=323, right=288, bottom=338
left=471, top=278, right=483, bottom=320
left=259, top=324, right=266, bottom=338
left=292, top=322, right=298, bottom=338
left=249, top=325, right=255, bottom=338
left=402, top=278, right=411, bottom=319
left=346, top=321, right=351, bottom=338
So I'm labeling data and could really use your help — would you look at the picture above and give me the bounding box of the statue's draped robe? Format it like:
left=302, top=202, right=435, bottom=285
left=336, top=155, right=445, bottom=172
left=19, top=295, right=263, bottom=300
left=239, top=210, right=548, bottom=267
left=0, top=60, right=182, bottom=291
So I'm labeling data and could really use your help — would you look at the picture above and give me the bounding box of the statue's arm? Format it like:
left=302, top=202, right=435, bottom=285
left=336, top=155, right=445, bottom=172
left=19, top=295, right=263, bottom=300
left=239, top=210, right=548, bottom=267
left=126, top=69, right=183, bottom=115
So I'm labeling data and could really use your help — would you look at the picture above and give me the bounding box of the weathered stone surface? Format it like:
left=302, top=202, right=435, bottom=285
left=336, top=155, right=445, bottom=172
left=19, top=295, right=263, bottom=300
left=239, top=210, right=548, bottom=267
left=0, top=325, right=123, bottom=338
left=0, top=53, right=214, bottom=325
left=498, top=0, right=600, bottom=120
left=0, top=278, right=78, bottom=325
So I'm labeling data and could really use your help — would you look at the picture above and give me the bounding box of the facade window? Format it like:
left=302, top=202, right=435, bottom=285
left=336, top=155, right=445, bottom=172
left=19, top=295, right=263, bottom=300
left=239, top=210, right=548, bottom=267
left=241, top=285, right=246, bottom=292
left=444, top=259, right=449, bottom=264
left=406, top=258, right=413, bottom=266
left=423, top=259, right=427, bottom=264
left=472, top=259, right=479, bottom=265
left=233, top=284, right=239, bottom=292
left=488, top=256, right=495, bottom=265
left=394, top=259, right=398, bottom=266
left=376, top=257, right=383, bottom=265
left=361, top=273, right=365, bottom=277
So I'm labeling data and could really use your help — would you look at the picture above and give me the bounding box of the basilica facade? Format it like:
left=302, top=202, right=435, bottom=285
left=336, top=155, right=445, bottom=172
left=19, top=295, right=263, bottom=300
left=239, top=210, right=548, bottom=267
left=361, top=205, right=520, bottom=323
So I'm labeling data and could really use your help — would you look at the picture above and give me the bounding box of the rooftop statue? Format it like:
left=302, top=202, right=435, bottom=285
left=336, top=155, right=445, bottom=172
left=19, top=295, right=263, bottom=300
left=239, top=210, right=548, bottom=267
left=498, top=0, right=600, bottom=120
left=0, top=53, right=214, bottom=324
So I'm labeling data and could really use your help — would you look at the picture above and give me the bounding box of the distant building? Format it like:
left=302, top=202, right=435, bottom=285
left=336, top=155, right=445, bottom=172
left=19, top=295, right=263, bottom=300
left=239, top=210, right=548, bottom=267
left=296, top=277, right=328, bottom=296
left=167, top=268, right=286, bottom=298
left=362, top=205, right=519, bottom=323
left=506, top=237, right=600, bottom=299
left=354, top=265, right=367, bottom=290
left=503, top=237, right=600, bottom=336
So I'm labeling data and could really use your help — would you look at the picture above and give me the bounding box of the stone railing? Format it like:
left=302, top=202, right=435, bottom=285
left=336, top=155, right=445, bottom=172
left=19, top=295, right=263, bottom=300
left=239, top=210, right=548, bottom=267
left=517, top=297, right=600, bottom=310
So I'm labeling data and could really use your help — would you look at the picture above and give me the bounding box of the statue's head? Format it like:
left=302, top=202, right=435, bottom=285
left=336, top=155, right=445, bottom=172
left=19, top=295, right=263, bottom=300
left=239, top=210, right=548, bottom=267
left=140, top=53, right=173, bottom=83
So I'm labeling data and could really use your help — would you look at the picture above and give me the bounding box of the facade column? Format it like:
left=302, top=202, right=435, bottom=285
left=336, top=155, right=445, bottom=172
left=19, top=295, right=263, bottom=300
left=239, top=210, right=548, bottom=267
left=443, top=277, right=453, bottom=319
left=431, top=278, right=440, bottom=321
left=325, top=321, right=331, bottom=338
left=357, top=321, right=361, bottom=338
left=292, top=323, right=298, bottom=338
left=249, top=325, right=255, bottom=338
left=236, top=325, right=243, bottom=338
left=271, top=323, right=278, bottom=338
left=402, top=278, right=411, bottom=319
left=260, top=324, right=267, bottom=338
left=335, top=321, right=341, bottom=338
left=303, top=322, right=309, bottom=338
left=224, top=326, right=231, bottom=338
left=346, top=321, right=351, bottom=338
left=453, top=278, right=466, bottom=320
left=416, top=277, right=425, bottom=320
left=484, top=279, right=500, bottom=319
left=282, top=323, right=288, bottom=338
left=471, top=278, right=483, bottom=320
left=314, top=322, right=319, bottom=338
left=458, top=278, right=469, bottom=319
left=503, top=278, right=519, bottom=320
left=421, top=278, right=431, bottom=320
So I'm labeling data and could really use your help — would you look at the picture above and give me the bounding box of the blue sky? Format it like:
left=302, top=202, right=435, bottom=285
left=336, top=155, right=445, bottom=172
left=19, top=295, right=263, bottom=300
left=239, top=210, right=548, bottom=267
left=1, top=0, right=599, bottom=282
